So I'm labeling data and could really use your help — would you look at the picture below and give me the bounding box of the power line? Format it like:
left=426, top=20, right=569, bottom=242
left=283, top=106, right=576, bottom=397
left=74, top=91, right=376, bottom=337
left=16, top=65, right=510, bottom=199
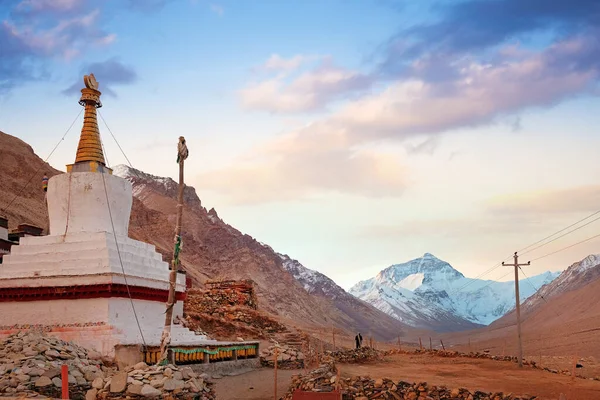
left=517, top=210, right=600, bottom=254
left=520, top=214, right=600, bottom=256
left=531, top=232, right=600, bottom=262
left=452, top=254, right=513, bottom=294
left=1, top=109, right=83, bottom=214
left=100, top=170, right=147, bottom=348
left=98, top=110, right=135, bottom=168
left=517, top=266, right=561, bottom=319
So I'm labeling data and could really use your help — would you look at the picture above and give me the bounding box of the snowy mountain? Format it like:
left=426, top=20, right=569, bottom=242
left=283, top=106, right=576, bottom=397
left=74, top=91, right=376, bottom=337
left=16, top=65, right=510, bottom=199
left=279, top=254, right=348, bottom=300
left=518, top=254, right=600, bottom=314
left=278, top=254, right=416, bottom=337
left=349, top=253, right=559, bottom=332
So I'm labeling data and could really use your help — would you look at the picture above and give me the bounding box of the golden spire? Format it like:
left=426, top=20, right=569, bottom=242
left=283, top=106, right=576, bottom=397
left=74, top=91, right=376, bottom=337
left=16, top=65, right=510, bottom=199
left=67, top=73, right=111, bottom=174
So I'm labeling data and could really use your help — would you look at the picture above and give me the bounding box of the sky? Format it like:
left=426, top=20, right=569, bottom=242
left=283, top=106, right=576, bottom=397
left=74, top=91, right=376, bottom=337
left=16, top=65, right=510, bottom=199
left=2, top=0, right=600, bottom=290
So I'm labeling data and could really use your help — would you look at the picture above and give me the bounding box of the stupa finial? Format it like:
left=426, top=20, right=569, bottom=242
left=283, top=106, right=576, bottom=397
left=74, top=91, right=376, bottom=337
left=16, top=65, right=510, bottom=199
left=67, top=73, right=110, bottom=173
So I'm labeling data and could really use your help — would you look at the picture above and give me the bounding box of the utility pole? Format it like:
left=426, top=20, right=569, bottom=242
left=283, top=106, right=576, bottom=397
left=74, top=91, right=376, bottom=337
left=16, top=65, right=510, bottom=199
left=158, top=136, right=189, bottom=364
left=502, top=252, right=530, bottom=368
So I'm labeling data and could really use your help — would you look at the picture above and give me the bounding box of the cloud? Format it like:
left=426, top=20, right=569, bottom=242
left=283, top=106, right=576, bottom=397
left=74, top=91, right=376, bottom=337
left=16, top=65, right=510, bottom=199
left=126, top=0, right=174, bottom=13
left=405, top=137, right=439, bottom=155
left=329, top=35, right=600, bottom=141
left=61, top=58, right=137, bottom=97
left=261, top=54, right=306, bottom=72
left=225, top=31, right=600, bottom=203
left=14, top=0, right=84, bottom=14
left=0, top=1, right=114, bottom=93
left=485, top=186, right=600, bottom=216
left=209, top=3, right=224, bottom=16
left=199, top=125, right=408, bottom=204
left=240, top=56, right=373, bottom=113
left=380, top=0, right=600, bottom=73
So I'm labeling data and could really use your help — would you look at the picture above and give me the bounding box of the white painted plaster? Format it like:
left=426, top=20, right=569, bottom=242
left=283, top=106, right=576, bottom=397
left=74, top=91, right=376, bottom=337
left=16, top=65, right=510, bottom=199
left=47, top=172, right=132, bottom=236
left=0, top=171, right=246, bottom=357
left=0, top=227, right=7, bottom=241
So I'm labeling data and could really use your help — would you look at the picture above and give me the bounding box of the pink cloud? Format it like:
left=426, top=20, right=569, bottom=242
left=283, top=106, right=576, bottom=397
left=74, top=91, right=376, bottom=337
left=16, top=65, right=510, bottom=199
left=240, top=56, right=373, bottom=113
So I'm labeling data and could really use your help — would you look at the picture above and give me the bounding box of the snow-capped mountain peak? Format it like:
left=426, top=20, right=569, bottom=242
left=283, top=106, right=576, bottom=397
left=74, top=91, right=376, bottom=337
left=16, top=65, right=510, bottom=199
left=349, top=253, right=560, bottom=331
left=376, top=253, right=465, bottom=292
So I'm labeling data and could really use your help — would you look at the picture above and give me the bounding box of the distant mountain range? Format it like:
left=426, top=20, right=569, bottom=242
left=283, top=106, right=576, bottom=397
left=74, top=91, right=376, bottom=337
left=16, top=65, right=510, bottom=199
left=349, top=253, right=559, bottom=332
left=5, top=129, right=598, bottom=337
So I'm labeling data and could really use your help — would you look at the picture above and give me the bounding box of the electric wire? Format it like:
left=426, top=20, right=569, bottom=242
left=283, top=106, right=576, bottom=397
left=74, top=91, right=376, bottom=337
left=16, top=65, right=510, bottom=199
left=520, top=214, right=600, bottom=257
left=98, top=111, right=135, bottom=168
left=1, top=109, right=83, bottom=214
left=516, top=210, right=600, bottom=254
left=100, top=169, right=147, bottom=348
left=518, top=266, right=561, bottom=319
left=530, top=232, right=600, bottom=262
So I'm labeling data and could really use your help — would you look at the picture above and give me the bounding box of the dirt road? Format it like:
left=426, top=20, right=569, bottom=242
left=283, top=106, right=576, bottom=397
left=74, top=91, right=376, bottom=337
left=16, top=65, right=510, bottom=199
left=213, top=368, right=301, bottom=400
left=340, top=353, right=600, bottom=400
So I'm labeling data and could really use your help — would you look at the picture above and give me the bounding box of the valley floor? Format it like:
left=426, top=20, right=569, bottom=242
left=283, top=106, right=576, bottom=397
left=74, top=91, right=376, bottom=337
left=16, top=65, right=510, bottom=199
left=340, top=353, right=600, bottom=400
left=214, top=352, right=600, bottom=400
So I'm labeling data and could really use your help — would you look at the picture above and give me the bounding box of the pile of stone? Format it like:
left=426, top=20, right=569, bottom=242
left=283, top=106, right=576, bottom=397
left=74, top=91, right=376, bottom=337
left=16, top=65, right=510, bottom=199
left=281, top=362, right=538, bottom=400
left=185, top=283, right=287, bottom=340
left=260, top=344, right=304, bottom=370
left=0, top=331, right=215, bottom=399
left=187, top=280, right=258, bottom=313
left=91, top=361, right=215, bottom=400
left=323, top=347, right=382, bottom=364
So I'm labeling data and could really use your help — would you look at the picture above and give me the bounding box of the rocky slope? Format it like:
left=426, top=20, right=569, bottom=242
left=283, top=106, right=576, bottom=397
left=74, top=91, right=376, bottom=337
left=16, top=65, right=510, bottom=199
left=0, top=130, right=410, bottom=341
left=279, top=254, right=415, bottom=339
left=349, top=253, right=559, bottom=331
left=519, top=254, right=600, bottom=314
left=490, top=253, right=600, bottom=327
left=113, top=164, right=412, bottom=340
left=0, top=131, right=61, bottom=233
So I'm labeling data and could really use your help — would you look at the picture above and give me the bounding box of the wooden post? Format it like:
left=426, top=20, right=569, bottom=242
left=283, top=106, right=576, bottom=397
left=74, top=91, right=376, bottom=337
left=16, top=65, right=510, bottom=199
left=302, top=341, right=307, bottom=373
left=61, top=365, right=69, bottom=399
left=419, top=337, right=423, bottom=350
left=429, top=337, right=432, bottom=350
left=159, top=136, right=188, bottom=363
left=539, top=333, right=542, bottom=367
left=502, top=252, right=531, bottom=368
left=274, top=347, right=278, bottom=400
left=332, top=326, right=336, bottom=351
left=440, top=340, right=445, bottom=351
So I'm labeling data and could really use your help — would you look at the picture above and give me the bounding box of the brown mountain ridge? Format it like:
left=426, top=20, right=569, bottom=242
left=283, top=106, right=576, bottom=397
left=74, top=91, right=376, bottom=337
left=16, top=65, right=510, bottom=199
left=0, top=130, right=413, bottom=341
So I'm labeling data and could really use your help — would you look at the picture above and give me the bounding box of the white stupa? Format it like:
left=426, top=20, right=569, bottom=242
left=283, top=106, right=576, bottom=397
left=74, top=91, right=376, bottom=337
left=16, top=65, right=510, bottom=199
left=0, top=74, right=257, bottom=361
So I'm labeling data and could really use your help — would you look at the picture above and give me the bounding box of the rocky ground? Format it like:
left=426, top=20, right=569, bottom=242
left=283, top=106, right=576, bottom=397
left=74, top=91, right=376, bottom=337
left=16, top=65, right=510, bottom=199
left=394, top=348, right=600, bottom=381
left=282, top=362, right=538, bottom=400
left=260, top=344, right=304, bottom=370
left=0, top=331, right=215, bottom=399
left=323, top=347, right=384, bottom=364
left=184, top=284, right=288, bottom=341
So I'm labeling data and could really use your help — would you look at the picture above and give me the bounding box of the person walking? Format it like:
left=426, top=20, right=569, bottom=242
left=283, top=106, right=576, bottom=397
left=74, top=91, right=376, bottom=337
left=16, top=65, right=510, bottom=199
left=355, top=333, right=360, bottom=349
left=358, top=332, right=363, bottom=348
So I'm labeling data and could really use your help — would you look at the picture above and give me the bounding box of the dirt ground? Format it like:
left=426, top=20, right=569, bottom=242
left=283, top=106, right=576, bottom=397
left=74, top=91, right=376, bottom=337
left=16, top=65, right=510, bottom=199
left=213, top=351, right=600, bottom=399
left=339, top=353, right=600, bottom=400
left=213, top=368, right=301, bottom=400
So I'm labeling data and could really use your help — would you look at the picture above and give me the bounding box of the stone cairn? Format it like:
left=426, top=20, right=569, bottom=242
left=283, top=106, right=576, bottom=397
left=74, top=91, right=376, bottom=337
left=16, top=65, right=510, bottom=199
left=260, top=344, right=305, bottom=370
left=281, top=362, right=538, bottom=400
left=322, top=347, right=383, bottom=364
left=0, top=331, right=215, bottom=399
